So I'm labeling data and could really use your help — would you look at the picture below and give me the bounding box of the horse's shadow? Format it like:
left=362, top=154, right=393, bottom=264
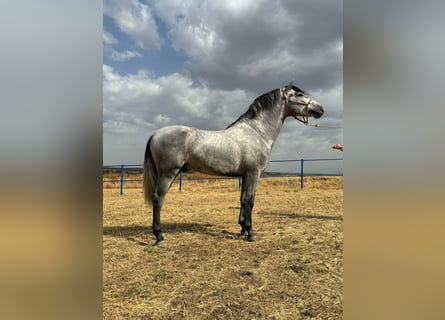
left=259, top=211, right=342, bottom=221
left=103, top=213, right=341, bottom=245
left=103, top=222, right=216, bottom=245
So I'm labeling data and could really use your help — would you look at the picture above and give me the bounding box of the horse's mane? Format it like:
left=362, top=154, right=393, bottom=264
left=226, top=88, right=281, bottom=128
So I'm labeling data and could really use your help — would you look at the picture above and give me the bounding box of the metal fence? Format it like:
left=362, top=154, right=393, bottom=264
left=103, top=158, right=342, bottom=195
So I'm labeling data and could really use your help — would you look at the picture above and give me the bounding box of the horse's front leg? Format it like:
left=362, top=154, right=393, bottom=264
left=239, top=212, right=248, bottom=236
left=239, top=172, right=260, bottom=242
left=238, top=201, right=247, bottom=236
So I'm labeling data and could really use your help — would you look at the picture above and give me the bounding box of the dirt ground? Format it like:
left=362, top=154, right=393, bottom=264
left=103, top=176, right=343, bottom=319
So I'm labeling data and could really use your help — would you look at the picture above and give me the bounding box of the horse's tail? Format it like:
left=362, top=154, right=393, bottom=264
left=143, top=135, right=157, bottom=204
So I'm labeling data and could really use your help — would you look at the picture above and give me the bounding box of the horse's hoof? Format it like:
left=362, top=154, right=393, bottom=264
left=155, top=240, right=166, bottom=247
left=245, top=234, right=257, bottom=242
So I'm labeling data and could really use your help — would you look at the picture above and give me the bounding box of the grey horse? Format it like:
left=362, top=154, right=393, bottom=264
left=143, top=82, right=324, bottom=245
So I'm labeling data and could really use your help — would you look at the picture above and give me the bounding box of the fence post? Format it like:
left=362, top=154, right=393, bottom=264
left=238, top=176, right=242, bottom=190
left=300, top=159, right=304, bottom=190
left=179, top=170, right=183, bottom=192
left=120, top=164, right=124, bottom=195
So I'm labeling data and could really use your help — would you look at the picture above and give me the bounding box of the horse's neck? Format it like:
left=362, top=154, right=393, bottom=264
left=229, top=99, right=286, bottom=151
left=253, top=104, right=286, bottom=149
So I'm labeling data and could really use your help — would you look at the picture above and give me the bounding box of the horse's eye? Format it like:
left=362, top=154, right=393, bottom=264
left=296, top=92, right=303, bottom=97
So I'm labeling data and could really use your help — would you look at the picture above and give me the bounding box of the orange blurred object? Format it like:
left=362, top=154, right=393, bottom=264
left=332, top=143, right=344, bottom=151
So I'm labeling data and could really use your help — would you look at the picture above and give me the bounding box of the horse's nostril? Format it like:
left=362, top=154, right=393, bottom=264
left=313, top=107, right=324, bottom=118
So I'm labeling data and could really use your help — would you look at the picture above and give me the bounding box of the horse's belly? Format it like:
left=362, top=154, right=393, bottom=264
left=186, top=140, right=242, bottom=176
left=187, top=160, right=241, bottom=176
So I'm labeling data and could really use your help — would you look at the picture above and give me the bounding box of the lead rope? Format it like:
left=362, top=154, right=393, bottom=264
left=310, top=123, right=343, bottom=128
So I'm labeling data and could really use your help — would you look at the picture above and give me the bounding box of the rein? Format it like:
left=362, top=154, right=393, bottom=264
left=283, top=93, right=312, bottom=125
left=294, top=98, right=313, bottom=124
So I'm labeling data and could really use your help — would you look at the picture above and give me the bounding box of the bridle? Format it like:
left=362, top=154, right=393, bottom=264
left=283, top=91, right=313, bottom=125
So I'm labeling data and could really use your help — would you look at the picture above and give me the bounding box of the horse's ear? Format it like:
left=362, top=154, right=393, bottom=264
left=286, top=81, right=293, bottom=91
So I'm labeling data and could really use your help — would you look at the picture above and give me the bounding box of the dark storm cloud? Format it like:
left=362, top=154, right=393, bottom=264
left=175, top=0, right=343, bottom=93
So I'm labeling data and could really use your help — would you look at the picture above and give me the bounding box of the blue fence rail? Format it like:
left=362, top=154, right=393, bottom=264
left=103, top=158, right=343, bottom=195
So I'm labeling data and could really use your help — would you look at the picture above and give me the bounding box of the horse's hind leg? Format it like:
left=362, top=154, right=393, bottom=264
left=152, top=172, right=179, bottom=245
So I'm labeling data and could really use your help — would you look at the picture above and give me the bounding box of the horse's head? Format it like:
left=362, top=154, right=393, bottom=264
left=282, top=81, right=324, bottom=124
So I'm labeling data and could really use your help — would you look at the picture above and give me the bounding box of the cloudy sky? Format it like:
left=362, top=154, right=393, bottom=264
left=103, top=0, right=343, bottom=173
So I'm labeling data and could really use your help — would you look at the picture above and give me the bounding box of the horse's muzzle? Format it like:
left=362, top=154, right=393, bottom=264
left=312, top=105, right=324, bottom=119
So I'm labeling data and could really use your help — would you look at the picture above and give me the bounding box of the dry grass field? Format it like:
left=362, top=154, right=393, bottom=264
left=103, top=175, right=343, bottom=319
